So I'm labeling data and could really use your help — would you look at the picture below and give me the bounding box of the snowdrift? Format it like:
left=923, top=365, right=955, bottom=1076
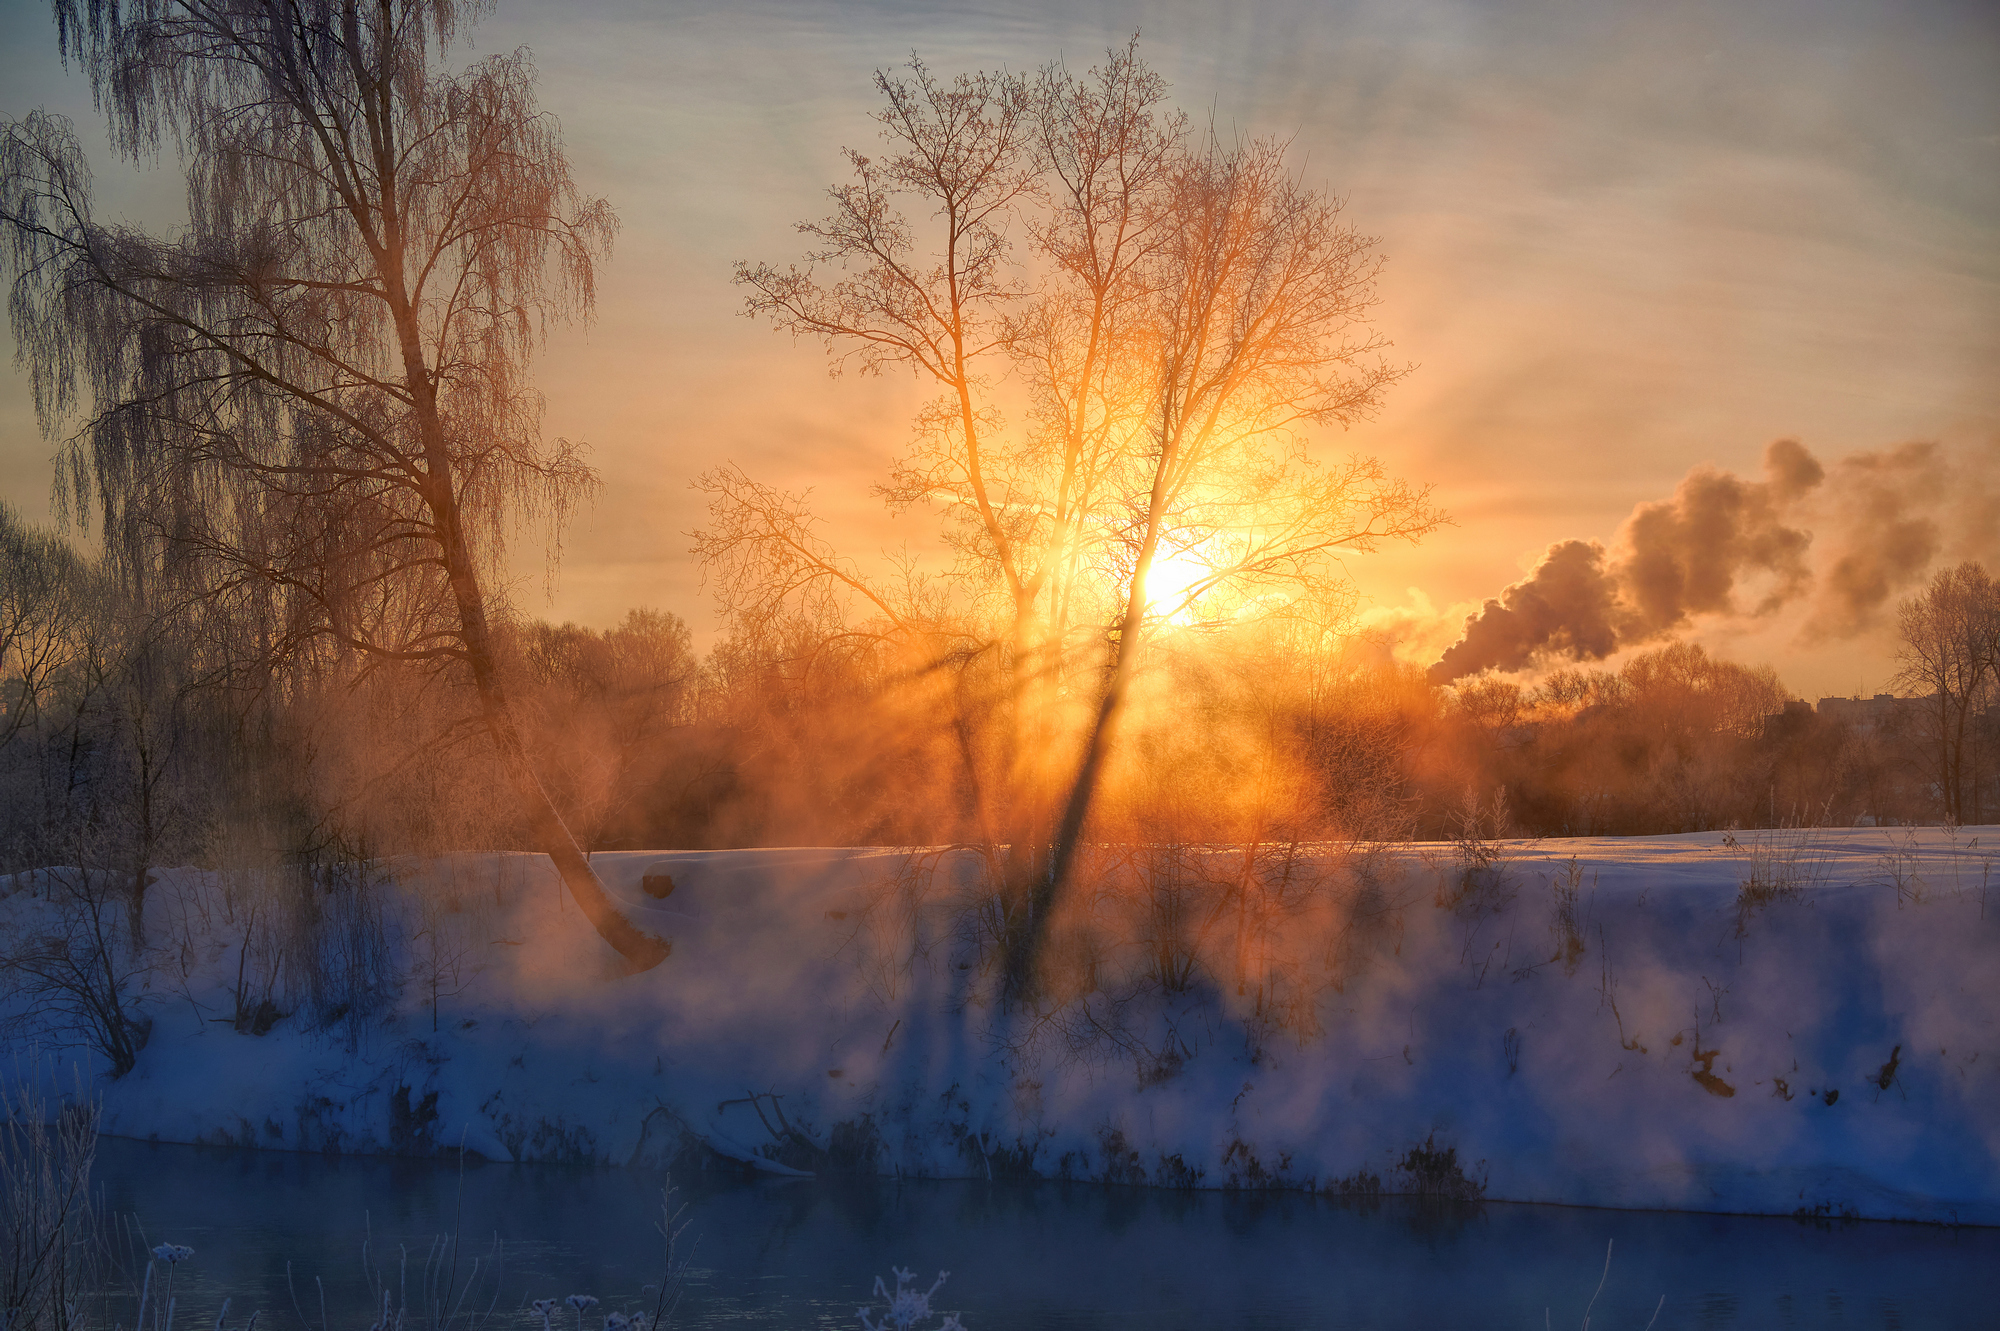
left=3, top=828, right=1995, bottom=1224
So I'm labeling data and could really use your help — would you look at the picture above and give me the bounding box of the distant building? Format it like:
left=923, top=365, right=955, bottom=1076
left=1815, top=693, right=1930, bottom=732
left=1760, top=697, right=1814, bottom=739
left=1759, top=692, right=1936, bottom=743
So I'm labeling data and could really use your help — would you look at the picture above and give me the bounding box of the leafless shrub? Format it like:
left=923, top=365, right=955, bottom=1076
left=1, top=1061, right=99, bottom=1331
left=1727, top=825, right=1832, bottom=934
left=1131, top=842, right=1213, bottom=996
left=1934, top=825, right=1990, bottom=908
left=1321, top=848, right=1410, bottom=995
left=173, top=857, right=294, bottom=1039
left=1222, top=839, right=1353, bottom=1049
left=1547, top=856, right=1590, bottom=976
left=984, top=837, right=1421, bottom=1077
left=1875, top=824, right=1996, bottom=912
left=1393, top=1134, right=1485, bottom=1202
left=1436, top=788, right=1514, bottom=915
left=402, top=857, right=516, bottom=1036
left=839, top=845, right=1008, bottom=1011
left=0, top=869, right=152, bottom=1077
left=1877, top=827, right=1932, bottom=906
left=282, top=852, right=395, bottom=1045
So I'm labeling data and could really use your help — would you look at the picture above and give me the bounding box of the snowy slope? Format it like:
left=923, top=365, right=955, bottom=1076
left=3, top=828, right=1994, bottom=1224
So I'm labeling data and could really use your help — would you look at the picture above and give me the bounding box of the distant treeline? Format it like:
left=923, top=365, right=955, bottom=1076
left=6, top=496, right=1993, bottom=884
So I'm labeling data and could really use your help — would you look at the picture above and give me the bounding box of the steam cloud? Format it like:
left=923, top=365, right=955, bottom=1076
left=1429, top=438, right=1990, bottom=683
left=1803, top=442, right=1946, bottom=640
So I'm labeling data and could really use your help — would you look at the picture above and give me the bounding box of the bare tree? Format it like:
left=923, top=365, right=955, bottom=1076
left=722, top=43, right=1441, bottom=996
left=0, top=504, right=89, bottom=755
left=2, top=541, right=235, bottom=946
left=1030, top=133, right=1437, bottom=991
left=86, top=616, right=197, bottom=953
left=724, top=47, right=1181, bottom=829
left=1, top=0, right=665, bottom=969
left=1895, top=561, right=1998, bottom=824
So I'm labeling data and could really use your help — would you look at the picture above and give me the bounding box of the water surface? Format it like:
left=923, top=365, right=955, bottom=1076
left=93, top=1139, right=1993, bottom=1330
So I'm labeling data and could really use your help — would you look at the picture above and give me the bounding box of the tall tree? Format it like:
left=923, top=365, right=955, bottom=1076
left=0, top=0, right=667, bottom=969
left=724, top=46, right=1186, bottom=704
left=719, top=43, right=1441, bottom=996
left=1895, top=561, right=1998, bottom=824
left=1028, top=132, right=1436, bottom=991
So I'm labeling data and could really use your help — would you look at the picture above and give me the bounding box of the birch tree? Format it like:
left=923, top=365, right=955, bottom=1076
left=0, top=0, right=666, bottom=970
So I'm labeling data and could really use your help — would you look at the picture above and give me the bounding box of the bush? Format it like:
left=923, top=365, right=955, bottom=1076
left=1, top=871, right=152, bottom=1077
left=1, top=1063, right=99, bottom=1331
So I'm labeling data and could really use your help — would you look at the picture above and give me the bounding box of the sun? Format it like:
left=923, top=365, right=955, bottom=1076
left=1141, top=547, right=1212, bottom=622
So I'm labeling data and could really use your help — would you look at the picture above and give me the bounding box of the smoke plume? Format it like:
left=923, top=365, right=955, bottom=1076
left=1802, top=442, right=1943, bottom=640
left=1430, top=438, right=1984, bottom=683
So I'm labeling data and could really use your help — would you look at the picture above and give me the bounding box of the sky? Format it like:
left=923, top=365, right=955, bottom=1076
left=2, top=0, right=1996, bottom=698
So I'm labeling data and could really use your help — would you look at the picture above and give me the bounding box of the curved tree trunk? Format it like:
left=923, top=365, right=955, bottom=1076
left=480, top=687, right=672, bottom=974
left=425, top=454, right=671, bottom=974
left=381, top=212, right=671, bottom=973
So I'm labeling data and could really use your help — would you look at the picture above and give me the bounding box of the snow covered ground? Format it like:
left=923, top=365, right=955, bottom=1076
left=3, top=827, right=1995, bottom=1224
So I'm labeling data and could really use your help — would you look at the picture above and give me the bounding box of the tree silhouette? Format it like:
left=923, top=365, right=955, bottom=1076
left=1896, top=562, right=1998, bottom=825
left=0, top=0, right=665, bottom=970
left=721, top=42, right=1441, bottom=995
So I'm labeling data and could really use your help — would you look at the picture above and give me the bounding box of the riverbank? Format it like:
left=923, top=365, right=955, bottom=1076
left=6, top=828, right=1996, bottom=1224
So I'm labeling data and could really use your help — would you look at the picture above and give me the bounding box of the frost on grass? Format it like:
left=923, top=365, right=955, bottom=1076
left=133, top=1242, right=197, bottom=1331
left=857, top=1268, right=963, bottom=1331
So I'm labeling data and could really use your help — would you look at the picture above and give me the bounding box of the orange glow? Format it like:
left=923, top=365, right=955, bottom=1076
left=1140, top=546, right=1213, bottom=624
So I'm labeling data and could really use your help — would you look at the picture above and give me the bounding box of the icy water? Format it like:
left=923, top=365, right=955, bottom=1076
left=93, top=1139, right=1992, bottom=1330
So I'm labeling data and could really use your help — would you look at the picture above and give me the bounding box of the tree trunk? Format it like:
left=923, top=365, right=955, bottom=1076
left=380, top=213, right=669, bottom=973
left=447, top=559, right=669, bottom=973
left=126, top=865, right=151, bottom=958
left=127, top=725, right=155, bottom=956
left=1010, top=527, right=1163, bottom=998
left=481, top=688, right=671, bottom=973
left=414, top=436, right=669, bottom=971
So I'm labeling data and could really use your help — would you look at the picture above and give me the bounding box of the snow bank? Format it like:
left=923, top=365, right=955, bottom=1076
left=4, top=828, right=1995, bottom=1224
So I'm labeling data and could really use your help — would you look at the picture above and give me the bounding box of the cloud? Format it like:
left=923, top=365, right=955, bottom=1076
left=1429, top=438, right=1992, bottom=683
left=1801, top=443, right=1944, bottom=640
left=1428, top=539, right=1620, bottom=682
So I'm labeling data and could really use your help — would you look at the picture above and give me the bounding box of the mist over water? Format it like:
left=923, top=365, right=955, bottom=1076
left=94, top=1139, right=1995, bottom=1329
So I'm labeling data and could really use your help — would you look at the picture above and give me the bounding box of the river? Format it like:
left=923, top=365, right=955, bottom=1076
left=90, top=1138, right=1993, bottom=1329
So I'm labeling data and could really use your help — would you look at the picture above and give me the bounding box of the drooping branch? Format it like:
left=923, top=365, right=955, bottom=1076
left=6, top=0, right=662, bottom=971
